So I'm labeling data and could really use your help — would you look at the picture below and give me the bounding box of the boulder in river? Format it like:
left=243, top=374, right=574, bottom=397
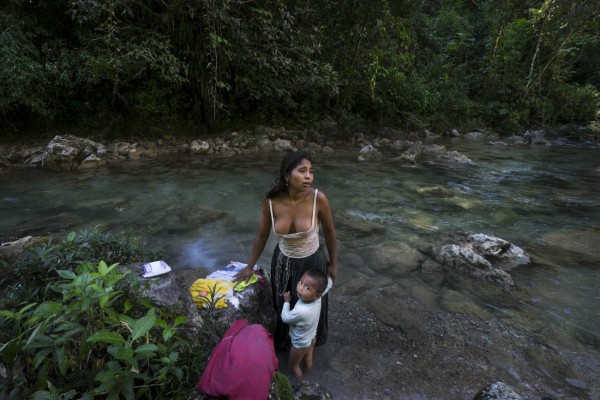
left=42, top=134, right=108, bottom=171
left=430, top=233, right=530, bottom=287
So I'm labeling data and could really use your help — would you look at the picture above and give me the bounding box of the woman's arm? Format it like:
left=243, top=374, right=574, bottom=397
left=317, top=191, right=338, bottom=280
left=234, top=199, right=272, bottom=282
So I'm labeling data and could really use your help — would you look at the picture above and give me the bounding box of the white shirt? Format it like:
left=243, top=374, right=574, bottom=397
left=281, top=277, right=333, bottom=348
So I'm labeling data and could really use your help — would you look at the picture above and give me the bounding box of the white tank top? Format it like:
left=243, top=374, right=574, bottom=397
left=269, top=189, right=320, bottom=258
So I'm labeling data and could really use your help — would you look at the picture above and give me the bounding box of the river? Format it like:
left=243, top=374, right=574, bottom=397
left=1, top=137, right=599, bottom=399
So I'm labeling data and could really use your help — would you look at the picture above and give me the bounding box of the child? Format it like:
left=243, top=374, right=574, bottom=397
left=281, top=269, right=333, bottom=379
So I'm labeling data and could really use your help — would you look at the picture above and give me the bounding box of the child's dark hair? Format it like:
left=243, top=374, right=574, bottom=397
left=265, top=150, right=313, bottom=198
left=304, top=269, right=328, bottom=293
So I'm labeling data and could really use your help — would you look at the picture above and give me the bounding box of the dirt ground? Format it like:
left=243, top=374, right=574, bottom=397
left=274, top=292, right=600, bottom=400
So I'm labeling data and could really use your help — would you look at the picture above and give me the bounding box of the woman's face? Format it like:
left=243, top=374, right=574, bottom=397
left=286, top=158, right=313, bottom=190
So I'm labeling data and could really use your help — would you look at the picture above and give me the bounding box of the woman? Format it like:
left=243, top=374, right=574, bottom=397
left=234, top=150, right=337, bottom=350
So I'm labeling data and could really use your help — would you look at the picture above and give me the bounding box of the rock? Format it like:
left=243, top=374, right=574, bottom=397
left=126, top=145, right=142, bottom=160
left=338, top=251, right=365, bottom=269
left=178, top=143, right=191, bottom=154
left=357, top=145, right=383, bottom=161
left=79, top=154, right=106, bottom=169
left=374, top=137, right=391, bottom=147
left=28, top=153, right=44, bottom=168
left=421, top=144, right=446, bottom=154
left=42, top=135, right=108, bottom=171
left=216, top=143, right=235, bottom=157
left=431, top=242, right=515, bottom=287
left=272, top=139, right=295, bottom=152
left=389, top=139, right=412, bottom=150
left=524, top=130, right=552, bottom=146
left=436, top=150, right=474, bottom=165
left=389, top=151, right=417, bottom=166
left=420, top=259, right=445, bottom=287
left=429, top=232, right=529, bottom=287
left=473, top=381, right=522, bottom=400
left=205, top=271, right=277, bottom=333
left=132, top=267, right=204, bottom=339
left=336, top=274, right=370, bottom=295
left=405, top=211, right=437, bottom=230
left=565, top=377, right=587, bottom=390
left=294, top=381, right=333, bottom=400
left=110, top=142, right=133, bottom=156
left=190, top=139, right=210, bottom=154
left=258, top=138, right=274, bottom=151
left=334, top=210, right=386, bottom=236
left=424, top=129, right=437, bottom=139
left=365, top=294, right=425, bottom=339
left=0, top=236, right=46, bottom=264
left=433, top=243, right=493, bottom=272
left=466, top=131, right=485, bottom=140
left=439, top=288, right=491, bottom=320
left=365, top=241, right=425, bottom=278
left=128, top=265, right=277, bottom=342
left=536, top=229, right=600, bottom=266
left=468, top=233, right=530, bottom=270
left=504, top=135, right=528, bottom=145
left=5, top=146, right=45, bottom=167
left=410, top=143, right=474, bottom=165
left=304, top=142, right=322, bottom=152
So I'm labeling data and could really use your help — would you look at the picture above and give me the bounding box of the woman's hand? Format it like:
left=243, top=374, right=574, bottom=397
left=327, top=263, right=337, bottom=280
left=233, top=266, right=254, bottom=283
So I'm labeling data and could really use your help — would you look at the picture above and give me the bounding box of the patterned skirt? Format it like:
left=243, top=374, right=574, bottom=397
left=271, top=244, right=329, bottom=351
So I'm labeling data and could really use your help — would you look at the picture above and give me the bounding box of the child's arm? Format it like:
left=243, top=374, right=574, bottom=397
left=322, top=276, right=333, bottom=296
left=281, top=291, right=303, bottom=324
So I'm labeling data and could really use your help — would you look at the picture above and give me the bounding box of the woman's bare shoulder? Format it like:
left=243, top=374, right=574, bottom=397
left=316, top=189, right=331, bottom=204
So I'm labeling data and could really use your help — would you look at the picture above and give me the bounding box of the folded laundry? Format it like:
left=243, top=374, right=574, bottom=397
left=206, top=269, right=238, bottom=282
left=206, top=262, right=260, bottom=290
left=190, top=262, right=260, bottom=309
left=189, top=279, right=234, bottom=309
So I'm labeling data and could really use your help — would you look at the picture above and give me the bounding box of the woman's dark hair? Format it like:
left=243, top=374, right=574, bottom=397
left=265, top=151, right=313, bottom=198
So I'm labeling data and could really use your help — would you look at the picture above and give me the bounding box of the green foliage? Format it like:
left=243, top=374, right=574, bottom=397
left=274, top=371, right=294, bottom=400
left=0, top=12, right=48, bottom=118
left=1, top=0, right=599, bottom=130
left=1, top=227, right=159, bottom=310
left=0, top=237, right=208, bottom=400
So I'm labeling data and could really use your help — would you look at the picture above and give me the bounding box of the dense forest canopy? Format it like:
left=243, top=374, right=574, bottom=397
left=1, top=0, right=599, bottom=133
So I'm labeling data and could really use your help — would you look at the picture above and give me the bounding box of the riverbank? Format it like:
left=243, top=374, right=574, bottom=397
left=2, top=123, right=599, bottom=399
left=312, top=289, right=597, bottom=399
left=1, top=121, right=599, bottom=173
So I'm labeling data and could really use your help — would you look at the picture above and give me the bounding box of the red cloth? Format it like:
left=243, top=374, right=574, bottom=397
left=196, top=319, right=278, bottom=400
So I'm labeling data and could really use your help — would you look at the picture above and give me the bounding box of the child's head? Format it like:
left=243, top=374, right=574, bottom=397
left=296, top=269, right=328, bottom=303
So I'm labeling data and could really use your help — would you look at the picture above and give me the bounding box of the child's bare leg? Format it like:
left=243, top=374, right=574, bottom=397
left=304, top=338, right=316, bottom=369
left=288, top=347, right=308, bottom=378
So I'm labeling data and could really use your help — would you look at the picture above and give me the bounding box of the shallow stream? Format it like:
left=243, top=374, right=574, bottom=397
left=1, top=138, right=599, bottom=398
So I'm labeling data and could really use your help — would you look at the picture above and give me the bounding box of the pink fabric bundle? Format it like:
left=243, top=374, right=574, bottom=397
left=196, top=319, right=278, bottom=400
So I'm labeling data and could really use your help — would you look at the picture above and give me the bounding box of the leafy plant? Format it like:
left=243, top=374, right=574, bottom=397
left=0, top=257, right=191, bottom=399
left=1, top=227, right=159, bottom=310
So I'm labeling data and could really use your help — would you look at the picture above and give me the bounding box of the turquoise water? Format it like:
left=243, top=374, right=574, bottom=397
left=1, top=138, right=599, bottom=396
